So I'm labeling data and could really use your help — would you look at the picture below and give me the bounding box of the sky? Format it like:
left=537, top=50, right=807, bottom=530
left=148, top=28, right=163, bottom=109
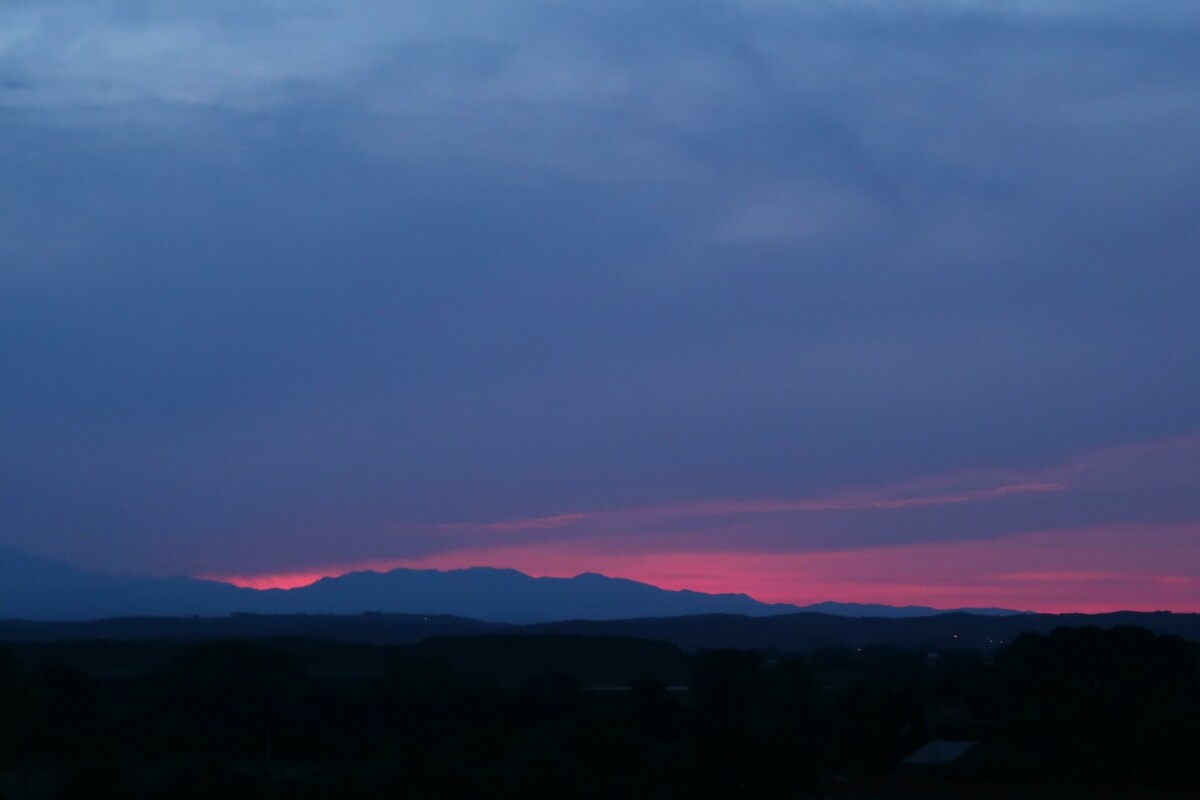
left=2, top=0, right=1199, bottom=612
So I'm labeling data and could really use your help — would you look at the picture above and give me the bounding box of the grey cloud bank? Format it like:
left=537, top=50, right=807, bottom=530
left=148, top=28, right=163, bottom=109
left=1, top=1, right=1198, bottom=579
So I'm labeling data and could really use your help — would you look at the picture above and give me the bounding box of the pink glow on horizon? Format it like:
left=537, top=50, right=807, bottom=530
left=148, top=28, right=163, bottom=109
left=200, top=434, right=1200, bottom=610
left=394, top=526, right=1197, bottom=613
left=204, top=522, right=1200, bottom=613
left=205, top=559, right=404, bottom=590
left=209, top=572, right=329, bottom=590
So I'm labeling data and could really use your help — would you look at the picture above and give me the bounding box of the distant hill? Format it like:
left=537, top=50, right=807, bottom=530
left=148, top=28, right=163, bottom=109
left=0, top=612, right=502, bottom=645
left=1, top=545, right=1026, bottom=623
left=0, top=546, right=249, bottom=619
left=800, top=601, right=1027, bottom=618
left=3, top=611, right=1199, bottom=672
left=529, top=610, right=1200, bottom=651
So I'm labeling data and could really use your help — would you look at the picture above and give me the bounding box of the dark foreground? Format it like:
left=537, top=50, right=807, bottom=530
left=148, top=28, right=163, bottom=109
left=1, top=625, right=1198, bottom=799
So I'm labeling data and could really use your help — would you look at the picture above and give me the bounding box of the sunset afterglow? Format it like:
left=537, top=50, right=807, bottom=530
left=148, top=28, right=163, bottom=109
left=3, top=0, right=1199, bottom=615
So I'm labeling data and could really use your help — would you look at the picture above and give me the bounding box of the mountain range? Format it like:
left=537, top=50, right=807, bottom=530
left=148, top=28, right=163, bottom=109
left=0, top=545, right=1024, bottom=623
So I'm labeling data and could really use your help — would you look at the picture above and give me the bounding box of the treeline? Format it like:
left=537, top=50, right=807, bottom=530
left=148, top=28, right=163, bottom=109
left=0, top=626, right=1198, bottom=798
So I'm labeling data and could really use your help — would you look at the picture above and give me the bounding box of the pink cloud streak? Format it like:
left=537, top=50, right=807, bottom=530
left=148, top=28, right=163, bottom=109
left=387, top=522, right=1200, bottom=613
left=208, top=432, right=1200, bottom=610
left=423, top=479, right=1068, bottom=535
left=212, top=522, right=1200, bottom=612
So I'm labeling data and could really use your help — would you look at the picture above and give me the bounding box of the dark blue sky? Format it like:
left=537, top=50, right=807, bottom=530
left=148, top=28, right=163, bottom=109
left=2, top=1, right=1199, bottom=609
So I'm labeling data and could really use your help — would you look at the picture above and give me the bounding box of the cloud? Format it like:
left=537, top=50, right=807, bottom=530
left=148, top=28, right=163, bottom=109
left=0, top=1, right=1198, bottom=589
left=439, top=479, right=1070, bottom=533
left=367, top=433, right=1200, bottom=563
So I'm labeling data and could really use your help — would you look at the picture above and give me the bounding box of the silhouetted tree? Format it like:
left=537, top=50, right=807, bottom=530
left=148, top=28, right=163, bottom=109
left=995, top=625, right=1200, bottom=781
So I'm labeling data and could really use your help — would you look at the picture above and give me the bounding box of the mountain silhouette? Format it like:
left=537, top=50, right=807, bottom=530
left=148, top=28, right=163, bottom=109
left=0, top=546, right=250, bottom=619
left=0, top=546, right=1022, bottom=623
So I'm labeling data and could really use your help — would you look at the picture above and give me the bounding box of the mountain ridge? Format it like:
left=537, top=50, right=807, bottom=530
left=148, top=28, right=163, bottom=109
left=1, top=545, right=1026, bottom=623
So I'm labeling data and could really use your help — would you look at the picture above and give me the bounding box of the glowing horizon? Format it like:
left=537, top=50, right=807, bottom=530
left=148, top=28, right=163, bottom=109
left=200, top=435, right=1200, bottom=614
left=205, top=521, right=1200, bottom=615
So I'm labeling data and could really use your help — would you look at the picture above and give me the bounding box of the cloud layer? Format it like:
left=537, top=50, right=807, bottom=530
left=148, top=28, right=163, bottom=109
left=2, top=1, right=1198, bottom=608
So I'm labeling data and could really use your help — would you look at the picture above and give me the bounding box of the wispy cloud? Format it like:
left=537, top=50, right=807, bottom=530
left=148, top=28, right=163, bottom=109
left=659, top=481, right=1068, bottom=515
left=433, top=512, right=596, bottom=532
left=395, top=433, right=1199, bottom=560
left=416, top=478, right=1068, bottom=535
